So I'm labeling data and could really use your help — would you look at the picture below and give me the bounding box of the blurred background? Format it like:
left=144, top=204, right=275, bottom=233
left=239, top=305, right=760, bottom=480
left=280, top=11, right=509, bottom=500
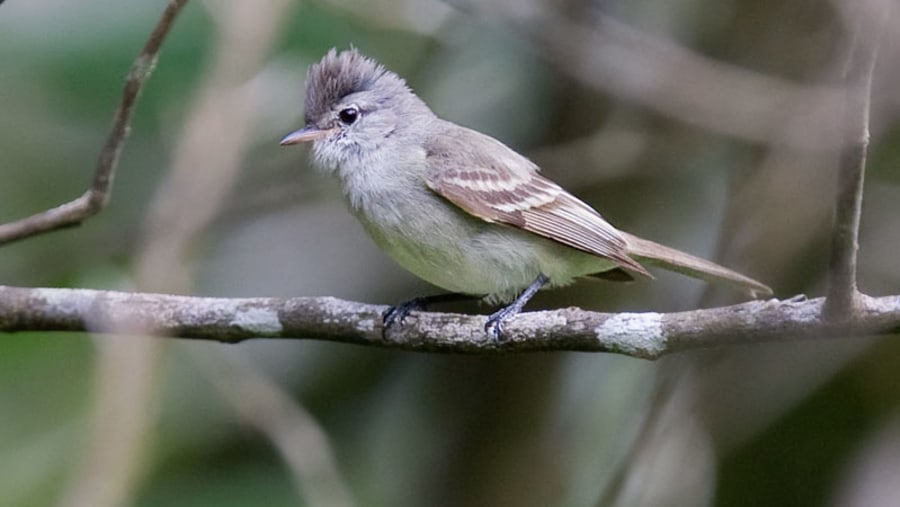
left=1, top=0, right=899, bottom=506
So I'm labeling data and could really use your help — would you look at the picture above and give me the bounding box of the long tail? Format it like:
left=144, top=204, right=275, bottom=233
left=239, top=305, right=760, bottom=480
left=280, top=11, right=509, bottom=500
left=621, top=231, right=772, bottom=298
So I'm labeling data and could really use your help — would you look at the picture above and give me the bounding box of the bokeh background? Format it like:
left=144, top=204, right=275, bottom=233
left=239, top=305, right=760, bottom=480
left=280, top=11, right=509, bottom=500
left=1, top=0, right=900, bottom=506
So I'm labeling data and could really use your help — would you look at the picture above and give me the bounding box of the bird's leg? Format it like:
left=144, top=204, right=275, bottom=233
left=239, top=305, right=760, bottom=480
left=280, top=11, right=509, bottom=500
left=382, top=292, right=481, bottom=331
left=485, top=273, right=549, bottom=341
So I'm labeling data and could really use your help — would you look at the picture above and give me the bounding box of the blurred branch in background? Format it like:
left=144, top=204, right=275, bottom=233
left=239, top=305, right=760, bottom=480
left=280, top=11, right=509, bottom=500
left=191, top=346, right=355, bottom=507
left=443, top=0, right=848, bottom=148
left=49, top=2, right=191, bottom=505
left=0, top=0, right=188, bottom=247
left=28, top=1, right=351, bottom=506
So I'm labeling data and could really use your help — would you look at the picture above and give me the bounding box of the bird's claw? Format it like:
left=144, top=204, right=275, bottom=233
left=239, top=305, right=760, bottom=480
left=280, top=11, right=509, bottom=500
left=484, top=319, right=505, bottom=341
left=484, top=308, right=515, bottom=342
left=381, top=298, right=426, bottom=334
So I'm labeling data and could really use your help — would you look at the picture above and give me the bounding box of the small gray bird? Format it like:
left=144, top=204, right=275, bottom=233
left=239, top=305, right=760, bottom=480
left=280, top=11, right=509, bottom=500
left=281, top=49, right=772, bottom=339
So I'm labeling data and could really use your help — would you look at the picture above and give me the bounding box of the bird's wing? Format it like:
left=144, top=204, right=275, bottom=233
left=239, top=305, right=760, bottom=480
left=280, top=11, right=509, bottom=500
left=424, top=126, right=650, bottom=277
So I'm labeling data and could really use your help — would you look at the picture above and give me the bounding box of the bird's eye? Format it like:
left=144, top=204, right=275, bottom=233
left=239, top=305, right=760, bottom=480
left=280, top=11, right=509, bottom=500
left=338, top=106, right=359, bottom=125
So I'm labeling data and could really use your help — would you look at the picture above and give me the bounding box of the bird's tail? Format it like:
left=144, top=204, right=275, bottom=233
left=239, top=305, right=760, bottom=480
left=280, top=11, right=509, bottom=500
left=621, top=232, right=772, bottom=298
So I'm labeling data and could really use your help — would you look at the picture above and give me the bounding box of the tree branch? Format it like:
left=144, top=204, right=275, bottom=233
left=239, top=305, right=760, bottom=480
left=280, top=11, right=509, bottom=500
left=824, top=4, right=887, bottom=318
left=0, top=0, right=188, bottom=247
left=1, top=286, right=897, bottom=358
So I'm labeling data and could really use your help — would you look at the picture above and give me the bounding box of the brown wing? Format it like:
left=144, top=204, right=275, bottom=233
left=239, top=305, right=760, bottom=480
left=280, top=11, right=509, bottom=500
left=424, top=125, right=650, bottom=277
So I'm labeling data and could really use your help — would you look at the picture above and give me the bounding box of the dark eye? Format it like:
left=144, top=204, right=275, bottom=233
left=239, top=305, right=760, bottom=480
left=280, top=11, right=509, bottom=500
left=338, top=106, right=359, bottom=125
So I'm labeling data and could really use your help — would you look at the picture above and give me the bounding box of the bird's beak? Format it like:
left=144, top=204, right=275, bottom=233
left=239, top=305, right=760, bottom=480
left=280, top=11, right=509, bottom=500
left=279, top=125, right=334, bottom=145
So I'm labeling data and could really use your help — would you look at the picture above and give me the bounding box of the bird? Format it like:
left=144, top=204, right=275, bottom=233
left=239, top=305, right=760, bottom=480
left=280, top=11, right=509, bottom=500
left=281, top=48, right=772, bottom=339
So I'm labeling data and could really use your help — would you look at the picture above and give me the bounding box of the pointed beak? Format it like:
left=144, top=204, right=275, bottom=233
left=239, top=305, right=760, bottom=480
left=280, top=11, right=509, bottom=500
left=279, top=125, right=334, bottom=145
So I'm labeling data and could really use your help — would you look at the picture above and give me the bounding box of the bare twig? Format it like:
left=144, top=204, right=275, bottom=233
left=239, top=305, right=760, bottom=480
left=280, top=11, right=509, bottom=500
left=824, top=5, right=887, bottom=318
left=0, top=0, right=188, bottom=247
left=1, top=286, right=898, bottom=358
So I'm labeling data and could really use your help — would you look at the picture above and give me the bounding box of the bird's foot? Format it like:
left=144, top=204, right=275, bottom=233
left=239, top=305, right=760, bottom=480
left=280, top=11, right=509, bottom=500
left=483, top=273, right=550, bottom=342
left=381, top=297, right=427, bottom=331
left=382, top=293, right=481, bottom=337
left=484, top=306, right=518, bottom=341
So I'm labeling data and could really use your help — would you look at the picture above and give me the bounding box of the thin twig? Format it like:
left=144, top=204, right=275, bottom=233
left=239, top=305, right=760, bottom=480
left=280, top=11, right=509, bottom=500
left=0, top=0, right=189, bottom=247
left=1, top=286, right=898, bottom=358
left=824, top=6, right=887, bottom=318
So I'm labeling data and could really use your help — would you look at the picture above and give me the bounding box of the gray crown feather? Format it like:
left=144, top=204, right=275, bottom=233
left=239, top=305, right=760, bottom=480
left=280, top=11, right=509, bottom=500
left=304, top=48, right=409, bottom=122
